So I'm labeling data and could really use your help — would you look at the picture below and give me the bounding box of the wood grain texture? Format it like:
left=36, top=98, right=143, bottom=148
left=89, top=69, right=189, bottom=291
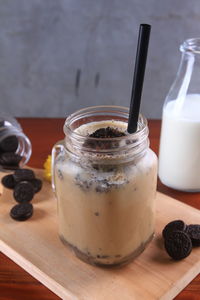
left=0, top=118, right=199, bottom=300
left=0, top=169, right=200, bottom=300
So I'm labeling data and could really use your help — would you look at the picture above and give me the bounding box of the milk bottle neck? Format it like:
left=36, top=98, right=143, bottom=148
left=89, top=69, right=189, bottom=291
left=180, top=38, right=200, bottom=55
left=164, top=38, right=200, bottom=114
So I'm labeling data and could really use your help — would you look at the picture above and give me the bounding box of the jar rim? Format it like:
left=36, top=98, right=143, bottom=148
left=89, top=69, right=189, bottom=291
left=62, top=105, right=149, bottom=163
left=64, top=105, right=147, bottom=141
left=180, top=38, right=200, bottom=54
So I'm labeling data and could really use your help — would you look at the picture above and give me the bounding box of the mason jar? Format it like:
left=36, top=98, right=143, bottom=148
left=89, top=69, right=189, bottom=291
left=52, top=106, right=157, bottom=267
left=0, top=112, right=32, bottom=171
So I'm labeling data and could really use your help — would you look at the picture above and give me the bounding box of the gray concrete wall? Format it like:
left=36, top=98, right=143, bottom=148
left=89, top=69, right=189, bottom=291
left=0, top=0, right=200, bottom=118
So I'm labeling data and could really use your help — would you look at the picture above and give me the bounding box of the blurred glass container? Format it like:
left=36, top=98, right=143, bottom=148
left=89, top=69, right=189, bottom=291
left=0, top=112, right=32, bottom=171
left=159, top=38, right=200, bottom=192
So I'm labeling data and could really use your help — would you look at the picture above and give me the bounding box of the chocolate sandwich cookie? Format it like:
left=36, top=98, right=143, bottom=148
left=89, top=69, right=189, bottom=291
left=162, top=220, right=187, bottom=239
left=186, top=224, right=200, bottom=247
left=164, top=230, right=192, bottom=260
left=0, top=135, right=19, bottom=152
left=29, top=178, right=42, bottom=193
left=10, top=203, right=33, bottom=221
left=83, top=127, right=126, bottom=150
left=1, top=174, right=16, bottom=189
left=0, top=152, right=22, bottom=169
left=89, top=127, right=126, bottom=138
left=13, top=181, right=35, bottom=203
left=13, top=168, right=35, bottom=182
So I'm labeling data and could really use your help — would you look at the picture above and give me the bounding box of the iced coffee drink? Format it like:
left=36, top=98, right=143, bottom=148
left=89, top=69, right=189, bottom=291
left=52, top=106, right=157, bottom=266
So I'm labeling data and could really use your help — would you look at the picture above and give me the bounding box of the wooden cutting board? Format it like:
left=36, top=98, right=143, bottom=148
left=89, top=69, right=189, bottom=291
left=0, top=169, right=199, bottom=300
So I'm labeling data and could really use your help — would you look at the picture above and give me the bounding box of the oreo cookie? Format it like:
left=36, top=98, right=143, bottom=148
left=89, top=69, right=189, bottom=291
left=0, top=135, right=19, bottom=152
left=13, top=168, right=35, bottom=182
left=162, top=220, right=187, bottom=239
left=13, top=181, right=35, bottom=203
left=186, top=225, right=200, bottom=247
left=29, top=178, right=42, bottom=193
left=1, top=167, right=42, bottom=221
left=1, top=174, right=16, bottom=189
left=10, top=203, right=33, bottom=221
left=89, top=127, right=126, bottom=138
left=164, top=230, right=192, bottom=260
left=83, top=127, right=126, bottom=150
left=162, top=219, right=200, bottom=260
left=0, top=152, right=22, bottom=168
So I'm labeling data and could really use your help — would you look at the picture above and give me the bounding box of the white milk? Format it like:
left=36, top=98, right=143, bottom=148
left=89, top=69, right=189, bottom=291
left=159, top=94, right=200, bottom=191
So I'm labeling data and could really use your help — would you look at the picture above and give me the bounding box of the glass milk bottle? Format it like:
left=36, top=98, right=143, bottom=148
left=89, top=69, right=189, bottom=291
left=159, top=38, right=200, bottom=192
left=52, top=106, right=157, bottom=267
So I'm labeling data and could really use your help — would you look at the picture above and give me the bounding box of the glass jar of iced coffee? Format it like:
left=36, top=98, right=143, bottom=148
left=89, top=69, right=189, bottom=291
left=52, top=106, right=157, bottom=267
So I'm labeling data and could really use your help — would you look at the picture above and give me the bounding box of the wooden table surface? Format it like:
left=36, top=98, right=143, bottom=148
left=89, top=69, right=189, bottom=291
left=0, top=118, right=199, bottom=300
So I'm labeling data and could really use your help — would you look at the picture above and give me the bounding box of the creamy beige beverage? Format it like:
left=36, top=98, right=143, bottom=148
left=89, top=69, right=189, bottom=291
left=54, top=119, right=157, bottom=266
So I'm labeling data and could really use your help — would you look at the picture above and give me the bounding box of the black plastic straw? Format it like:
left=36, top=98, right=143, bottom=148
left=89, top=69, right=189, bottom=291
left=127, top=24, right=151, bottom=133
